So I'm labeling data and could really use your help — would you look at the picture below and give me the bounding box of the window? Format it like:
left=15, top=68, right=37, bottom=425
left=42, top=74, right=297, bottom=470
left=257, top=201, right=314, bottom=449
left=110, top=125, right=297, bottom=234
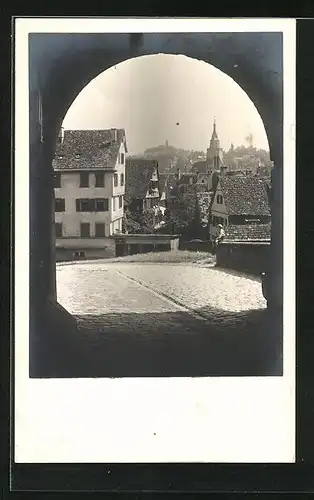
left=54, top=173, right=61, bottom=188
left=55, top=223, right=62, bottom=237
left=80, top=223, right=90, bottom=238
left=114, top=173, right=118, bottom=187
left=95, top=198, right=109, bottom=212
left=95, top=223, right=106, bottom=237
left=112, top=197, right=116, bottom=211
left=55, top=198, right=65, bottom=212
left=76, top=198, right=109, bottom=212
left=217, top=194, right=223, bottom=204
left=80, top=172, right=89, bottom=187
left=120, top=173, right=124, bottom=186
left=244, top=218, right=261, bottom=224
left=76, top=199, right=91, bottom=212
left=120, top=153, right=125, bottom=164
left=119, top=196, right=123, bottom=209
left=74, top=251, right=85, bottom=258
left=95, top=172, right=105, bottom=187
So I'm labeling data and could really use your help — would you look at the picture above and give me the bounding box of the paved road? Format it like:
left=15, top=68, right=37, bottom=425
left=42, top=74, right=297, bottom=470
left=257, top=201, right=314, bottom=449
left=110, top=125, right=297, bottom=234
left=49, top=262, right=282, bottom=377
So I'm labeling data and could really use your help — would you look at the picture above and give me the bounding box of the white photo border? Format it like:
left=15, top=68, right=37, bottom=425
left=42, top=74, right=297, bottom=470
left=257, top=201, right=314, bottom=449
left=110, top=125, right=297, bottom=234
left=14, top=17, right=296, bottom=464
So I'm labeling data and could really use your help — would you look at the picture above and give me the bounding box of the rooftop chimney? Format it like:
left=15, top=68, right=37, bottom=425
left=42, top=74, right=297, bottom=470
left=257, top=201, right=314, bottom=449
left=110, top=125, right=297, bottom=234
left=58, top=126, right=64, bottom=144
left=110, top=128, right=118, bottom=143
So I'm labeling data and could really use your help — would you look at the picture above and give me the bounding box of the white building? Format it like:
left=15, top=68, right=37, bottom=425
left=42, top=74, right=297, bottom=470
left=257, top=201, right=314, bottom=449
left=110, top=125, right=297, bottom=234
left=53, top=128, right=127, bottom=260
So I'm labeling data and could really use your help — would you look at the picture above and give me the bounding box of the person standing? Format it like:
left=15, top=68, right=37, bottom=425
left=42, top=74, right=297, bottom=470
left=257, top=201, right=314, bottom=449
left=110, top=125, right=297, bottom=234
left=213, top=223, right=225, bottom=254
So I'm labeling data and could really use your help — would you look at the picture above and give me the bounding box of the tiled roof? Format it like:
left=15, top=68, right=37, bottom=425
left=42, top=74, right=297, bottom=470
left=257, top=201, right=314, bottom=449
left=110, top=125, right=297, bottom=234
left=225, top=223, right=271, bottom=241
left=125, top=158, right=159, bottom=201
left=219, top=176, right=271, bottom=216
left=53, top=129, right=126, bottom=171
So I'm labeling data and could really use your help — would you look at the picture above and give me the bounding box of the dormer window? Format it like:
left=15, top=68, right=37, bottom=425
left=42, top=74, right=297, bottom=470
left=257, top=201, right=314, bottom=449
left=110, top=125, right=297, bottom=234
left=244, top=218, right=261, bottom=224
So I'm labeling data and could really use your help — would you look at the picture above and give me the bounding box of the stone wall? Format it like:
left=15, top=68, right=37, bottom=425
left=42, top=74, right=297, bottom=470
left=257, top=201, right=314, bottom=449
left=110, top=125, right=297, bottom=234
left=56, top=245, right=116, bottom=262
left=216, top=241, right=270, bottom=276
left=179, top=240, right=212, bottom=253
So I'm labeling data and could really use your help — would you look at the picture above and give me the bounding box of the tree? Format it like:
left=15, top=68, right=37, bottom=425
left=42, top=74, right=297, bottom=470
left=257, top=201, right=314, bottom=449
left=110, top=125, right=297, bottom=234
left=187, top=197, right=203, bottom=239
left=122, top=212, right=142, bottom=234
left=157, top=210, right=190, bottom=236
left=123, top=209, right=156, bottom=234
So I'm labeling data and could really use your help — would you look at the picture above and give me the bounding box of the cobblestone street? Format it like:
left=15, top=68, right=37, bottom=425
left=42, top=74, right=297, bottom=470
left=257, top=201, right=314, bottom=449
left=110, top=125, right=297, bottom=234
left=53, top=261, right=282, bottom=377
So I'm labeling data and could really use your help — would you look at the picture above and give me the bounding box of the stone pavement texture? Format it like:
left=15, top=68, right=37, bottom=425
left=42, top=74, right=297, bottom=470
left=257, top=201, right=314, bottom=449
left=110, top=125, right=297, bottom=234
left=46, top=262, right=282, bottom=378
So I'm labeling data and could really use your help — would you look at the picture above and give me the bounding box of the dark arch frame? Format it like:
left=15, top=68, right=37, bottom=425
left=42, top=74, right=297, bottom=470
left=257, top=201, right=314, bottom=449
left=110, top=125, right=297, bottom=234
left=28, top=32, right=283, bottom=376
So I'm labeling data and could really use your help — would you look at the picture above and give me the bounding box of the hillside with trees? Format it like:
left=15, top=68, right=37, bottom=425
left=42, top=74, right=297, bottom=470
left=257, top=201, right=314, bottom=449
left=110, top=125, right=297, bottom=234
left=128, top=144, right=206, bottom=173
left=128, top=142, right=271, bottom=174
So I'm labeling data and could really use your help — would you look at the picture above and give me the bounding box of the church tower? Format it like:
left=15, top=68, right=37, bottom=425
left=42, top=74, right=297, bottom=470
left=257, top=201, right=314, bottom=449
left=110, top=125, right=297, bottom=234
left=206, top=119, right=224, bottom=171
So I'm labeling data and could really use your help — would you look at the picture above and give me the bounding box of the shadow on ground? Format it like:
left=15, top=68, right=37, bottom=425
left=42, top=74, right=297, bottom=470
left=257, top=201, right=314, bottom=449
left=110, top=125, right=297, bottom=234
left=30, top=305, right=283, bottom=378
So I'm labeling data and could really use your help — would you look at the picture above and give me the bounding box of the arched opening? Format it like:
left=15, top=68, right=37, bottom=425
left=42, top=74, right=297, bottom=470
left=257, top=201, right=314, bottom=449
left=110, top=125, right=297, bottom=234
left=28, top=33, right=283, bottom=378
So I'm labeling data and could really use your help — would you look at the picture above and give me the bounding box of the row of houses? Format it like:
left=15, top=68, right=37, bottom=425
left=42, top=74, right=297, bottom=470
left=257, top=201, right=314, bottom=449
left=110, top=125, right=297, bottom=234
left=53, top=127, right=271, bottom=261
left=162, top=165, right=271, bottom=243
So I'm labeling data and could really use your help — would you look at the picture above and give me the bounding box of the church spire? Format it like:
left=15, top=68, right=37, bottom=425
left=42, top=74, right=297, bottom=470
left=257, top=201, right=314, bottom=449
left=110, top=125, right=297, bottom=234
left=206, top=117, right=223, bottom=170
left=210, top=118, right=219, bottom=145
left=211, top=117, right=218, bottom=140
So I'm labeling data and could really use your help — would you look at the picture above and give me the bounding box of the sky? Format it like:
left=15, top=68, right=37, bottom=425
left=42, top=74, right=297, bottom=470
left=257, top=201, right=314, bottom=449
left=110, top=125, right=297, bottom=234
left=63, top=54, right=269, bottom=154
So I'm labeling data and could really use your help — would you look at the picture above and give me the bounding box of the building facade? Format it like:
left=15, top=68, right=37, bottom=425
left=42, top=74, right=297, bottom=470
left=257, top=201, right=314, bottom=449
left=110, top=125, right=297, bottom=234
left=53, top=128, right=127, bottom=260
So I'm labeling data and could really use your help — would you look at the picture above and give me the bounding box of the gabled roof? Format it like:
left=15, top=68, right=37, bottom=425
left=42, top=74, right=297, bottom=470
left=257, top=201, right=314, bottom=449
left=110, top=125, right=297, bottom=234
left=53, top=129, right=127, bottom=171
left=125, top=158, right=159, bottom=201
left=225, top=223, right=271, bottom=241
left=217, top=176, right=271, bottom=216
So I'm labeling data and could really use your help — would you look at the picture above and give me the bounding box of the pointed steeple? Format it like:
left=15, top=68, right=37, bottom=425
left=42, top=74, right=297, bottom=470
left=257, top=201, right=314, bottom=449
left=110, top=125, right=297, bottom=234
left=210, top=118, right=220, bottom=147
left=206, top=117, right=224, bottom=171
left=212, top=117, right=218, bottom=140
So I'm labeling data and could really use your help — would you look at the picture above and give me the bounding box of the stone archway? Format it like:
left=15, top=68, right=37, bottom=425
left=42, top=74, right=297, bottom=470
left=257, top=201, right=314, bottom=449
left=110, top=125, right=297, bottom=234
left=28, top=32, right=283, bottom=375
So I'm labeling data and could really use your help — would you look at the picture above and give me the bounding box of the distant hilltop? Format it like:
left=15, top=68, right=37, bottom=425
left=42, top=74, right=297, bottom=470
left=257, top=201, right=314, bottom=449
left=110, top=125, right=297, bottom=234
left=128, top=142, right=271, bottom=174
